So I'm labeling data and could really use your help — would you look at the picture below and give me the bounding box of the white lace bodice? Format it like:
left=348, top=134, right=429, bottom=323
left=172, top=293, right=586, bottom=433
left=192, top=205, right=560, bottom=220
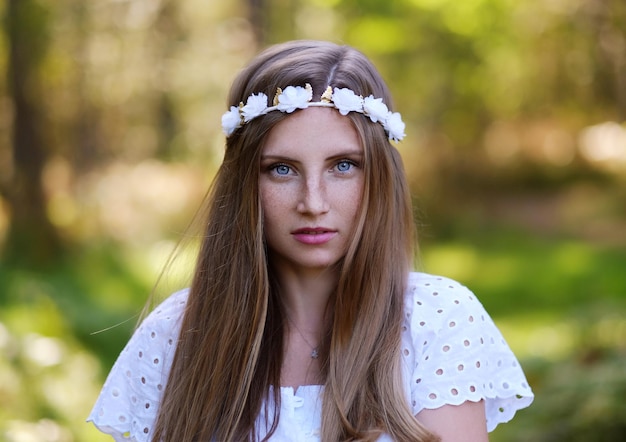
left=88, top=273, right=533, bottom=441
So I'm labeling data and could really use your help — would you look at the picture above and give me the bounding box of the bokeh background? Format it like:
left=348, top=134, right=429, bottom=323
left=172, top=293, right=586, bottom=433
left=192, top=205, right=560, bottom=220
left=1, top=0, right=625, bottom=441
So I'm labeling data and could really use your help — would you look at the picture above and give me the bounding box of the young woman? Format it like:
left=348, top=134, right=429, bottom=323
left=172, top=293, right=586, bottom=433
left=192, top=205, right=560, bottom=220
left=89, top=40, right=533, bottom=441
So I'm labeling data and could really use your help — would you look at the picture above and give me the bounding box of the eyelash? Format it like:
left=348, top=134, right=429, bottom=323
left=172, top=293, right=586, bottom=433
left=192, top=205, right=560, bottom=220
left=268, top=163, right=292, bottom=176
left=335, top=160, right=358, bottom=173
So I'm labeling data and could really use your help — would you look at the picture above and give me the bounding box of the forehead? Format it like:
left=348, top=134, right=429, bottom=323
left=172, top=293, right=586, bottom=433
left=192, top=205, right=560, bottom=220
left=262, top=107, right=362, bottom=157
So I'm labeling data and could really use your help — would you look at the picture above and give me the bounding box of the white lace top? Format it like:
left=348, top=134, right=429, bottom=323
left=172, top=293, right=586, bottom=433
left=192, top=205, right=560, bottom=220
left=88, top=273, right=533, bottom=441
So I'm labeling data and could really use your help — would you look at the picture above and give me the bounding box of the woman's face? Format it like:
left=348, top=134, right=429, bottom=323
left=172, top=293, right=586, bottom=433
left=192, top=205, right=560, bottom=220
left=259, top=107, right=364, bottom=276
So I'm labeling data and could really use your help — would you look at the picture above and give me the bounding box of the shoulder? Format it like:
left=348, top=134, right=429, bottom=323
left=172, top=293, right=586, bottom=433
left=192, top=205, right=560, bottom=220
left=404, top=272, right=485, bottom=327
left=88, top=288, right=189, bottom=441
left=122, top=288, right=189, bottom=364
left=402, top=272, right=491, bottom=368
left=401, top=272, right=534, bottom=432
left=138, top=288, right=189, bottom=340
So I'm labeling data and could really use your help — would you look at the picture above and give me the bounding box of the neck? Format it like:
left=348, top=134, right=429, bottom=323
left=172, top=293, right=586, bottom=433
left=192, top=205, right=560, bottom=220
left=274, top=266, right=337, bottom=327
left=276, top=268, right=335, bottom=388
left=271, top=263, right=338, bottom=388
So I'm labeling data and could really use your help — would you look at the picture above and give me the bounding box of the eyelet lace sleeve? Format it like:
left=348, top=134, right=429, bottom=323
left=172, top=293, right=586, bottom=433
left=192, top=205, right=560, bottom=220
left=401, top=273, right=533, bottom=432
left=87, top=289, right=188, bottom=441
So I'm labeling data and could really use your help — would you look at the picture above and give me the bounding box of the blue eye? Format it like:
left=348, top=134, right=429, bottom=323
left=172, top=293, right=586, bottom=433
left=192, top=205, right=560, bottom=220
left=274, top=164, right=290, bottom=175
left=336, top=161, right=353, bottom=172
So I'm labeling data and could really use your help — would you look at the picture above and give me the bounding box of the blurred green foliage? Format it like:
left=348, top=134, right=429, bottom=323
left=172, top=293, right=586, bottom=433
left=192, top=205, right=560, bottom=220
left=0, top=244, right=159, bottom=441
left=422, top=229, right=626, bottom=315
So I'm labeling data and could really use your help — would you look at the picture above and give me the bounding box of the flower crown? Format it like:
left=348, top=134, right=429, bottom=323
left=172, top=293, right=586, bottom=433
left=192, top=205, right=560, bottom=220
left=221, top=84, right=406, bottom=141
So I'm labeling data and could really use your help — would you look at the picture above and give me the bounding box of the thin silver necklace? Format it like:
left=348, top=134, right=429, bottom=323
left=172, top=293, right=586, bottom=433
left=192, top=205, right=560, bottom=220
left=286, top=316, right=319, bottom=359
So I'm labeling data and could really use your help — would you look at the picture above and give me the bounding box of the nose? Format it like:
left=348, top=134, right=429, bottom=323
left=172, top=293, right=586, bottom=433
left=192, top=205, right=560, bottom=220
left=296, top=177, right=330, bottom=215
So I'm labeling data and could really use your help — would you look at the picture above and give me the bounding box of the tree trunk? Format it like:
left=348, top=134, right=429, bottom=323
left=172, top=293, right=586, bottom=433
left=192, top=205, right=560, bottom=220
left=248, top=0, right=266, bottom=45
left=2, top=0, right=64, bottom=266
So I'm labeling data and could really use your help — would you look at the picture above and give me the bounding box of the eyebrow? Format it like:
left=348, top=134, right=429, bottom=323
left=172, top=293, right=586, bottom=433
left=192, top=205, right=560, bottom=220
left=260, top=149, right=364, bottom=162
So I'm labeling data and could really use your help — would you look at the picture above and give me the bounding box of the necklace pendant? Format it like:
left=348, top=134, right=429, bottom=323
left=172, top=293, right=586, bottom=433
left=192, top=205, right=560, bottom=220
left=310, top=349, right=319, bottom=359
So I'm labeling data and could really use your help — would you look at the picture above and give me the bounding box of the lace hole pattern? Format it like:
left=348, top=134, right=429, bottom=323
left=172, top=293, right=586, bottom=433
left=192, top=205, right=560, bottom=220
left=402, top=274, right=533, bottom=432
left=88, top=290, right=187, bottom=441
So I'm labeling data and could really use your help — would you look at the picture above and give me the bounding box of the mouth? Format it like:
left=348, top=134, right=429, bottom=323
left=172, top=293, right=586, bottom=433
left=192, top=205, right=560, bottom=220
left=292, top=227, right=335, bottom=234
left=291, top=228, right=337, bottom=244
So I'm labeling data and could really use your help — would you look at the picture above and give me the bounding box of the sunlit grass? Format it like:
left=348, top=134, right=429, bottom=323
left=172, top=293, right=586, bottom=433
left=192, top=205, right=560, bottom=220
left=0, top=243, right=161, bottom=441
left=0, top=305, right=111, bottom=441
left=421, top=230, right=626, bottom=315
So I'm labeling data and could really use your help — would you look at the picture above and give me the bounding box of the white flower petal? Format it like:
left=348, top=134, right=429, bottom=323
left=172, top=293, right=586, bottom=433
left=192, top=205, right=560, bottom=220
left=276, top=85, right=313, bottom=113
left=241, top=93, right=268, bottom=122
left=363, top=95, right=389, bottom=123
left=385, top=112, right=406, bottom=141
left=332, top=88, right=363, bottom=115
left=221, top=106, right=242, bottom=136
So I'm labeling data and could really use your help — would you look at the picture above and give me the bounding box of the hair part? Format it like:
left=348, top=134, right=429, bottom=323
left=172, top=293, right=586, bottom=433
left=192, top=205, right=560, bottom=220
left=152, top=40, right=438, bottom=442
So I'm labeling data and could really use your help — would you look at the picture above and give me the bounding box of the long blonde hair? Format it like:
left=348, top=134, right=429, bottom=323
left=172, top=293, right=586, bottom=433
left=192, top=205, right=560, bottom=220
left=152, top=40, right=438, bottom=442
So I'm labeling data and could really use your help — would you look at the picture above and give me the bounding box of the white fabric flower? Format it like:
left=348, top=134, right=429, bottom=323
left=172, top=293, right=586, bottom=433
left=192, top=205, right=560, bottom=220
left=276, top=85, right=313, bottom=113
left=385, top=112, right=406, bottom=141
left=332, top=88, right=363, bottom=115
left=221, top=106, right=242, bottom=136
left=241, top=93, right=268, bottom=122
left=221, top=84, right=407, bottom=142
left=363, top=95, right=389, bottom=123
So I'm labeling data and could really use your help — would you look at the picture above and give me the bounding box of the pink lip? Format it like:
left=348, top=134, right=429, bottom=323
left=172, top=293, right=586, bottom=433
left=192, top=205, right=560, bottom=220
left=291, top=227, right=337, bottom=245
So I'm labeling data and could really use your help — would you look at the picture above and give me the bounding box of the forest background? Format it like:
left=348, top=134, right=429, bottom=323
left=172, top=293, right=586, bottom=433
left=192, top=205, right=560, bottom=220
left=1, top=0, right=625, bottom=441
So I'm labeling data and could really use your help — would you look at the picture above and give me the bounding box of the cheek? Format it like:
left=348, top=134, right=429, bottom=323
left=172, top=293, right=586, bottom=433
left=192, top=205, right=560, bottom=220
left=347, top=179, right=364, bottom=214
left=334, top=179, right=364, bottom=229
left=259, top=191, right=272, bottom=227
left=260, top=185, right=288, bottom=225
left=348, top=196, right=362, bottom=226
